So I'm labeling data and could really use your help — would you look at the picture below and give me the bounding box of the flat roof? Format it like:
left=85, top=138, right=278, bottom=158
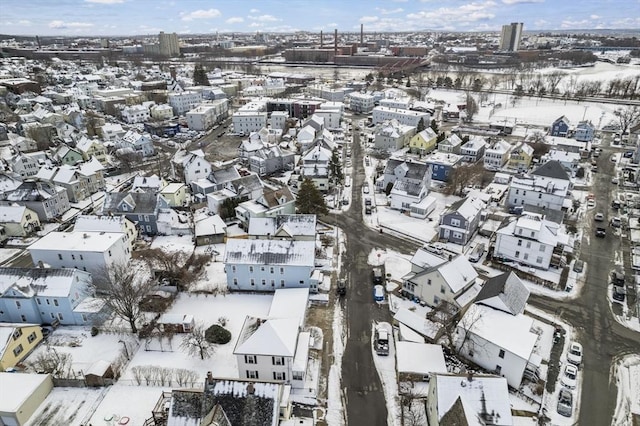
left=28, top=231, right=125, bottom=252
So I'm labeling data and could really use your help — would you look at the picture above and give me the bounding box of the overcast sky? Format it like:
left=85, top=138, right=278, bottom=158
left=1, top=0, right=639, bottom=36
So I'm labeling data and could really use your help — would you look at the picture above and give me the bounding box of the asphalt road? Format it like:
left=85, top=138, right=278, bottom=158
left=327, top=127, right=420, bottom=425
left=529, top=137, right=640, bottom=425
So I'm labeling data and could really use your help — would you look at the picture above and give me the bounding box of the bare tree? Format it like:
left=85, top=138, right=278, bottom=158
left=137, top=247, right=207, bottom=291
left=464, top=93, right=478, bottom=122
left=28, top=345, right=72, bottom=377
left=95, top=262, right=154, bottom=334
left=180, top=323, right=215, bottom=360
left=546, top=71, right=566, bottom=94
left=454, top=306, right=484, bottom=356
left=444, top=162, right=486, bottom=196
left=614, top=106, right=640, bottom=136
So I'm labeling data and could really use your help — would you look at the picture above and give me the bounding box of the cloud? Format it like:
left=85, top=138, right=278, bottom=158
left=180, top=8, right=221, bottom=21
left=85, top=0, right=124, bottom=3
left=560, top=19, right=590, bottom=28
left=360, top=16, right=380, bottom=23
left=249, top=8, right=260, bottom=13
left=247, top=14, right=279, bottom=22
left=48, top=20, right=94, bottom=29
left=406, top=1, right=497, bottom=25
left=376, top=7, right=404, bottom=15
left=501, top=0, right=543, bottom=3
left=18, top=20, right=32, bottom=25
left=590, top=14, right=600, bottom=19
left=225, top=17, right=244, bottom=24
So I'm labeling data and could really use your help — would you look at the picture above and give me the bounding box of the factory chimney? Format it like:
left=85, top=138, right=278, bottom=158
left=360, top=24, right=364, bottom=45
left=334, top=29, right=338, bottom=56
left=320, top=30, right=323, bottom=48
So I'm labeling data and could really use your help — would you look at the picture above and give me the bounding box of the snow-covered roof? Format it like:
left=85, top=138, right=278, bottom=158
left=29, top=231, right=125, bottom=252
left=460, top=303, right=538, bottom=361
left=396, top=342, right=447, bottom=376
left=0, top=372, right=52, bottom=413
left=159, top=314, right=195, bottom=325
left=393, top=307, right=442, bottom=340
left=0, top=267, right=90, bottom=298
left=85, top=360, right=111, bottom=377
left=434, top=374, right=513, bottom=425
left=224, top=239, right=315, bottom=267
left=398, top=322, right=425, bottom=343
left=476, top=271, right=530, bottom=316
left=194, top=214, right=226, bottom=237
left=0, top=205, right=29, bottom=223
left=248, top=214, right=316, bottom=238
left=74, top=214, right=130, bottom=234
left=268, top=287, right=309, bottom=328
left=438, top=255, right=478, bottom=293
left=234, top=316, right=299, bottom=357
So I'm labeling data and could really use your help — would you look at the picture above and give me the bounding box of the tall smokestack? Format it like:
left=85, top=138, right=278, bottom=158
left=334, top=29, right=338, bottom=56
left=320, top=30, right=323, bottom=48
left=360, top=24, right=364, bottom=45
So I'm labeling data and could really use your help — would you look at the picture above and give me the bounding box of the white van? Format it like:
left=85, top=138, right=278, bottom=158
left=469, top=243, right=486, bottom=263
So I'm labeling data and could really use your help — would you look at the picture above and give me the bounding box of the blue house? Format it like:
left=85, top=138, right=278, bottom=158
left=224, top=239, right=318, bottom=293
left=101, top=192, right=169, bottom=235
left=550, top=116, right=571, bottom=137
left=574, top=121, right=595, bottom=142
left=439, top=197, right=486, bottom=245
left=425, top=152, right=463, bottom=182
left=0, top=267, right=105, bottom=326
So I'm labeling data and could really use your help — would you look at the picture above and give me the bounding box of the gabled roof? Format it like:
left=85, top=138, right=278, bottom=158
left=102, top=191, right=163, bottom=215
left=443, top=197, right=485, bottom=221
left=0, top=267, right=89, bottom=298
left=475, top=271, right=529, bottom=315
left=553, top=115, right=571, bottom=125
left=224, top=239, right=314, bottom=266
left=0, top=205, right=29, bottom=223
left=384, top=158, right=430, bottom=180
left=234, top=316, right=299, bottom=357
left=531, top=160, right=570, bottom=181
left=437, top=255, right=478, bottom=293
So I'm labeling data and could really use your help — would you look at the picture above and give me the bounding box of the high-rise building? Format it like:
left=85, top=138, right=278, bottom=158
left=159, top=31, right=180, bottom=57
left=499, top=22, right=523, bottom=52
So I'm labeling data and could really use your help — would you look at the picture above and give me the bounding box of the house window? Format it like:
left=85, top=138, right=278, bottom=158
left=515, top=189, right=519, bottom=195
left=261, top=279, right=266, bottom=286
left=232, top=266, right=236, bottom=273
left=261, top=266, right=265, bottom=272
left=280, top=280, right=285, bottom=287
left=518, top=228, right=522, bottom=235
left=37, top=298, right=41, bottom=305
left=433, top=296, right=440, bottom=304
left=540, top=246, right=546, bottom=252
left=27, top=332, right=37, bottom=343
left=538, top=193, right=542, bottom=199
left=58, top=253, right=63, bottom=260
left=531, top=231, right=535, bottom=237
left=273, top=372, right=286, bottom=381
left=249, top=266, right=254, bottom=273
left=495, top=365, right=502, bottom=374
left=250, top=279, right=255, bottom=286
left=246, top=370, right=259, bottom=379
left=270, top=280, right=275, bottom=287
left=54, top=299, right=59, bottom=306
left=517, top=239, right=522, bottom=246
left=71, top=254, right=75, bottom=260
left=427, top=279, right=432, bottom=286
left=12, top=329, right=22, bottom=340
left=526, top=241, right=531, bottom=249
left=293, top=371, right=304, bottom=380
left=108, top=250, right=112, bottom=257
left=280, top=267, right=284, bottom=274
left=440, top=285, right=446, bottom=294
left=272, top=356, right=285, bottom=365
left=499, top=349, right=505, bottom=358
left=270, top=267, right=274, bottom=274
left=13, top=344, right=24, bottom=357
left=80, top=254, right=83, bottom=260
left=524, top=253, right=529, bottom=260
left=15, top=301, right=21, bottom=309
left=536, top=257, right=543, bottom=264
left=450, top=218, right=461, bottom=227
left=244, top=355, right=257, bottom=364
left=515, top=251, right=520, bottom=258
left=58, top=313, right=64, bottom=321
left=21, top=315, right=26, bottom=322
left=233, top=278, right=238, bottom=286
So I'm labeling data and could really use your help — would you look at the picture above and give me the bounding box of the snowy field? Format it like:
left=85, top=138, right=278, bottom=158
left=611, top=354, right=640, bottom=426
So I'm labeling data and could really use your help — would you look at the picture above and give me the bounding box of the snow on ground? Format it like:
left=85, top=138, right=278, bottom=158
left=150, top=234, right=196, bottom=254
left=0, top=248, right=21, bottom=264
left=119, top=293, right=273, bottom=382
left=371, top=322, right=400, bottom=426
left=88, top=384, right=167, bottom=426
left=611, top=353, right=640, bottom=426
left=325, top=303, right=346, bottom=426
left=25, top=386, right=105, bottom=426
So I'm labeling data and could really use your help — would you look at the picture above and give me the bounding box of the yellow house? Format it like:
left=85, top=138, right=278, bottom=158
left=410, top=128, right=438, bottom=155
left=0, top=205, right=41, bottom=237
left=161, top=183, right=188, bottom=207
left=508, top=143, right=534, bottom=172
left=0, top=324, right=43, bottom=371
left=76, top=136, right=109, bottom=165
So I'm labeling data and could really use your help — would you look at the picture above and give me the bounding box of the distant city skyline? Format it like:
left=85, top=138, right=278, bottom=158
left=1, top=0, right=639, bottom=37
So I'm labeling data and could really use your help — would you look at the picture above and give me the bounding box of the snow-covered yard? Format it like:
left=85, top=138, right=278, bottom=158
left=612, top=354, right=640, bottom=426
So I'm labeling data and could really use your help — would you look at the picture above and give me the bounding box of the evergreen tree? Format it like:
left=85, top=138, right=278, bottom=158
left=193, top=64, right=210, bottom=86
left=416, top=118, right=426, bottom=133
left=328, top=148, right=344, bottom=185
left=296, top=178, right=328, bottom=216
left=430, top=119, right=439, bottom=134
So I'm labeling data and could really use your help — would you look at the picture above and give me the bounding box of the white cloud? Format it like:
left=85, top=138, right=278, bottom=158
left=560, top=19, right=590, bottom=28
left=18, top=20, right=32, bottom=25
left=85, top=0, right=124, bottom=3
left=502, top=0, right=543, bottom=4
left=590, top=14, right=600, bottom=20
left=359, top=16, right=380, bottom=23
left=406, top=1, right=496, bottom=26
left=248, top=22, right=263, bottom=28
left=180, top=8, right=221, bottom=21
left=248, top=14, right=279, bottom=22
left=48, top=20, right=94, bottom=29
left=225, top=17, right=244, bottom=24
left=534, top=19, right=550, bottom=27
left=376, top=7, right=404, bottom=15
left=249, top=8, right=260, bottom=13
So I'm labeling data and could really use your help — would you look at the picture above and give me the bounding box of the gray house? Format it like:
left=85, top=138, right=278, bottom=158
left=248, top=145, right=295, bottom=177
left=101, top=192, right=169, bottom=235
left=376, top=158, right=431, bottom=193
left=460, top=136, right=488, bottom=163
left=439, top=197, right=486, bottom=245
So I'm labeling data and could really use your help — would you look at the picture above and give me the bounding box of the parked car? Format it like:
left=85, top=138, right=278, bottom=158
left=596, top=227, right=606, bottom=238
left=373, top=285, right=385, bottom=302
left=594, top=212, right=604, bottom=222
left=611, top=177, right=619, bottom=185
left=363, top=184, right=370, bottom=194
left=561, top=364, right=578, bottom=389
left=624, top=150, right=634, bottom=158
left=573, top=260, right=584, bottom=273
left=567, top=342, right=583, bottom=366
left=611, top=217, right=622, bottom=228
left=612, top=266, right=625, bottom=285
left=374, top=325, right=390, bottom=356
left=365, top=206, right=372, bottom=215
left=587, top=199, right=596, bottom=208
left=372, top=267, right=383, bottom=284
left=557, top=388, right=574, bottom=417
left=592, top=165, right=598, bottom=173
left=612, top=285, right=626, bottom=302
left=337, top=279, right=346, bottom=296
left=469, top=243, right=486, bottom=263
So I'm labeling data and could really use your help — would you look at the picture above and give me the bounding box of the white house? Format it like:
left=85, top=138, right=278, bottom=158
left=224, top=239, right=317, bottom=292
left=494, top=212, right=572, bottom=270
left=28, top=231, right=131, bottom=276
left=373, top=120, right=416, bottom=151
left=541, top=150, right=581, bottom=178
left=182, top=149, right=212, bottom=188
left=484, top=139, right=512, bottom=170
left=506, top=160, right=571, bottom=211
left=300, top=144, right=331, bottom=191
left=119, top=130, right=155, bottom=157
left=0, top=205, right=40, bottom=237
left=232, top=111, right=268, bottom=135
left=73, top=214, right=138, bottom=252
left=460, top=136, right=487, bottom=162
left=427, top=374, right=513, bottom=425
left=347, top=92, right=375, bottom=113
left=402, top=249, right=480, bottom=309
left=372, top=106, right=430, bottom=127
left=150, top=104, right=174, bottom=120
left=168, top=91, right=203, bottom=115
left=121, top=104, right=150, bottom=124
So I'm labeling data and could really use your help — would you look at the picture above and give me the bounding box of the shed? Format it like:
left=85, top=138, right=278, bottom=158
left=0, top=372, right=53, bottom=426
left=158, top=314, right=195, bottom=333
left=194, top=214, right=227, bottom=246
left=396, top=342, right=447, bottom=382
left=84, top=360, right=114, bottom=387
